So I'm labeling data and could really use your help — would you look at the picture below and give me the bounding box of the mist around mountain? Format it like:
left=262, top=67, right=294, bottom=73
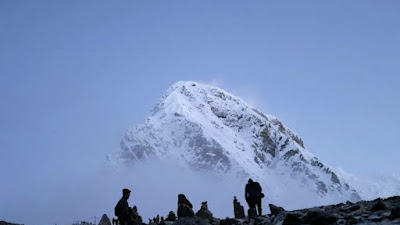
left=2, top=81, right=400, bottom=225
left=107, top=81, right=400, bottom=213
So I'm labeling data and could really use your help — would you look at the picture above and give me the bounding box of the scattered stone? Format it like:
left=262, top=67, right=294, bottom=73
left=282, top=213, right=301, bottom=225
left=108, top=195, right=400, bottom=225
left=233, top=196, right=245, bottom=219
left=302, top=210, right=338, bottom=225
left=368, top=214, right=383, bottom=222
left=391, top=206, right=400, bottom=219
left=371, top=200, right=387, bottom=212
left=174, top=217, right=211, bottom=225
left=220, top=218, right=240, bottom=225
left=335, top=218, right=346, bottom=225
left=341, top=204, right=360, bottom=212
left=98, top=214, right=111, bottom=225
left=254, top=216, right=271, bottom=225
left=268, top=204, right=286, bottom=216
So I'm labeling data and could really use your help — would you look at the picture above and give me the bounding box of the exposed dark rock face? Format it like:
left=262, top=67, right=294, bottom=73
left=233, top=196, right=245, bottom=219
left=177, top=194, right=194, bottom=218
left=98, top=214, right=111, bottom=225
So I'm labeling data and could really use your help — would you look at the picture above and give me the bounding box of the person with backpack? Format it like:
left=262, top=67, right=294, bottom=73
left=245, top=179, right=264, bottom=216
left=115, top=188, right=132, bottom=225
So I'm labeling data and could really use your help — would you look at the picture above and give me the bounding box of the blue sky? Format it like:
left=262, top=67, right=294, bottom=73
left=0, top=1, right=399, bottom=224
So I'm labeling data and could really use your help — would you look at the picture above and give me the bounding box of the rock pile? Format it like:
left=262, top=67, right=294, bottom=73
left=177, top=194, right=195, bottom=218
left=233, top=196, right=245, bottom=219
left=196, top=201, right=214, bottom=222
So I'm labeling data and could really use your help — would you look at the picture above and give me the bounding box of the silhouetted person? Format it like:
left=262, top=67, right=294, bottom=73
left=245, top=179, right=264, bottom=216
left=115, top=188, right=132, bottom=225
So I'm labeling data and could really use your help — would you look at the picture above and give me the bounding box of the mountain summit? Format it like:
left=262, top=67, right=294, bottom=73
left=108, top=81, right=360, bottom=203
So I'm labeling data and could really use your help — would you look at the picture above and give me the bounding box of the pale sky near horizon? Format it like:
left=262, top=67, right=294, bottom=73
left=1, top=1, right=400, bottom=224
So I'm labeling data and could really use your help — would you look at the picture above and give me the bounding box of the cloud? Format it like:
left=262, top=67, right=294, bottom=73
left=0, top=160, right=247, bottom=225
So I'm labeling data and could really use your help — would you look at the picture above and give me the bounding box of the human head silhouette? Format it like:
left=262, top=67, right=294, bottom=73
left=123, top=188, right=131, bottom=198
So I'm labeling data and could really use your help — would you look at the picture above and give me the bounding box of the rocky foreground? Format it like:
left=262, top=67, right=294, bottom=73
left=146, top=195, right=400, bottom=225
left=2, top=196, right=400, bottom=225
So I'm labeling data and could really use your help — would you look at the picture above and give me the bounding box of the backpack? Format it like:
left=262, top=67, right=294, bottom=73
left=247, top=183, right=261, bottom=197
left=115, top=200, right=122, bottom=217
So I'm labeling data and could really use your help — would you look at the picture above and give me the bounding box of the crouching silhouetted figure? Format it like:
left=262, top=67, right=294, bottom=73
left=245, top=179, right=264, bottom=216
left=128, top=206, right=142, bottom=225
left=112, top=218, right=118, bottom=225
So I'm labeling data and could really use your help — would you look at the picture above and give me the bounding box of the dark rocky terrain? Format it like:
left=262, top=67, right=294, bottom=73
left=2, top=195, right=400, bottom=225
left=145, top=195, right=400, bottom=225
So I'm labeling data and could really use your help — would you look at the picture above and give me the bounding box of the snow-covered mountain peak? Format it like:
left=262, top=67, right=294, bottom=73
left=152, top=81, right=267, bottom=120
left=108, top=81, right=361, bottom=204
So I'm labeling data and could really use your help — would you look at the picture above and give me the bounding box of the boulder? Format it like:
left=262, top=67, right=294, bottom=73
left=371, top=201, right=387, bottom=212
left=177, top=194, right=195, bottom=218
left=391, top=206, right=400, bottom=219
left=282, top=213, right=301, bottom=225
left=166, top=211, right=177, bottom=221
left=98, top=214, right=111, bottom=225
left=269, top=204, right=286, bottom=216
left=254, top=216, right=271, bottom=225
left=302, top=210, right=338, bottom=225
left=196, top=201, right=213, bottom=221
left=219, top=218, right=240, bottom=225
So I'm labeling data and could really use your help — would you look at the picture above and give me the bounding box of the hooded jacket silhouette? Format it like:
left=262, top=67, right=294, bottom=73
left=245, top=179, right=264, bottom=216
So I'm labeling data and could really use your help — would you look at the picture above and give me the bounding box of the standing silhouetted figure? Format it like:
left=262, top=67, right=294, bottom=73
left=245, top=179, right=264, bottom=216
left=115, top=188, right=132, bottom=225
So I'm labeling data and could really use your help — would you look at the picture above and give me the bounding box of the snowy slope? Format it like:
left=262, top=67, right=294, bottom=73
left=334, top=168, right=400, bottom=200
left=108, top=81, right=361, bottom=204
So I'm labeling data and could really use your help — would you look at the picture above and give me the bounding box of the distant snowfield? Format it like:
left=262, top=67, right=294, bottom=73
left=333, top=168, right=400, bottom=200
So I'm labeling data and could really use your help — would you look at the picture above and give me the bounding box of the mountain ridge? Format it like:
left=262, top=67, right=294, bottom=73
left=107, top=81, right=360, bottom=204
